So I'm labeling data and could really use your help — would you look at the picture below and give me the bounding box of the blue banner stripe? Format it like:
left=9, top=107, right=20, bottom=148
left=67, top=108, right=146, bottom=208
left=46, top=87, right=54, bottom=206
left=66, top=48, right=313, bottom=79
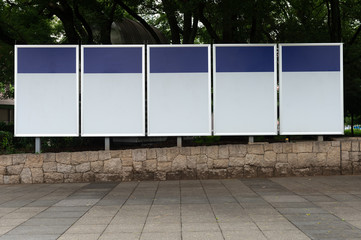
left=282, top=45, right=340, bottom=72
left=216, top=46, right=274, bottom=72
left=150, top=47, right=208, bottom=73
left=17, top=47, right=76, bottom=73
left=84, top=47, right=142, bottom=73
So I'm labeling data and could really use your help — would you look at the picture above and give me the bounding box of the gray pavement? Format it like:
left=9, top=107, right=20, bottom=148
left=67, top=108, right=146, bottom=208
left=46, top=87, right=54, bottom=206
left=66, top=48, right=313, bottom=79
left=1, top=176, right=361, bottom=240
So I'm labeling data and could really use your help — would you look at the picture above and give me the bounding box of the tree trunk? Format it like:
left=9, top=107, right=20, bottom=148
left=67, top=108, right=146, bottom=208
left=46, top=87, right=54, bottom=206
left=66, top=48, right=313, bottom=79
left=163, top=0, right=181, bottom=44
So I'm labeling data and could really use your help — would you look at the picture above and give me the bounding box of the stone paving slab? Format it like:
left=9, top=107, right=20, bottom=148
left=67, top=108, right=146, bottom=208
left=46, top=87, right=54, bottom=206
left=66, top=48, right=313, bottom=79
left=1, top=176, right=361, bottom=239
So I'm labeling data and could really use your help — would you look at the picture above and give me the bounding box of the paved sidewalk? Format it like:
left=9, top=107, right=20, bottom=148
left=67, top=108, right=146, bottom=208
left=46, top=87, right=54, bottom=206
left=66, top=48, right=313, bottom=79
left=1, top=176, right=361, bottom=240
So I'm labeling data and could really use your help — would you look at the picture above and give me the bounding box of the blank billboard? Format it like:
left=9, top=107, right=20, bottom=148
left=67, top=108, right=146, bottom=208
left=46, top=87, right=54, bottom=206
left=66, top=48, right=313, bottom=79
left=81, top=45, right=145, bottom=136
left=15, top=45, right=79, bottom=136
left=279, top=43, right=343, bottom=135
left=213, top=44, right=277, bottom=135
left=147, top=45, right=211, bottom=136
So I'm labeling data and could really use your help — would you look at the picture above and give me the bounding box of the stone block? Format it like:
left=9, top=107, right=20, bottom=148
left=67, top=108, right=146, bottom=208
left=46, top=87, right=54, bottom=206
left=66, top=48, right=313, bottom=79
left=186, top=156, right=197, bottom=169
left=42, top=153, right=55, bottom=162
left=172, top=155, right=187, bottom=171
left=104, top=158, right=122, bottom=174
left=7, top=164, right=24, bottom=175
left=25, top=154, right=43, bottom=168
left=95, top=174, right=121, bottom=182
left=297, top=153, right=316, bottom=168
left=275, top=163, right=289, bottom=177
left=314, top=153, right=327, bottom=167
left=88, top=151, right=99, bottom=161
left=121, top=149, right=132, bottom=158
left=311, top=167, right=323, bottom=176
left=263, top=151, right=276, bottom=167
left=3, top=175, right=20, bottom=184
left=258, top=167, right=274, bottom=178
left=245, top=154, right=263, bottom=165
left=157, top=162, right=171, bottom=171
left=293, top=142, right=313, bottom=153
left=64, top=173, right=82, bottom=183
left=229, top=145, right=247, bottom=157
left=264, top=143, right=273, bottom=151
left=341, top=151, right=349, bottom=161
left=180, top=147, right=191, bottom=155
left=0, top=175, right=3, bottom=184
left=99, top=151, right=111, bottom=161
left=144, top=160, right=157, bottom=172
left=197, top=171, right=208, bottom=179
left=247, top=144, right=264, bottom=154
left=43, top=162, right=56, bottom=173
left=90, top=161, right=103, bottom=173
left=207, top=157, right=214, bottom=168
left=341, top=141, right=351, bottom=151
left=197, top=163, right=208, bottom=171
left=277, top=153, right=288, bottom=163
left=283, top=143, right=293, bottom=153
left=20, top=168, right=32, bottom=183
left=197, top=155, right=208, bottom=164
left=146, top=148, right=157, bottom=159
left=352, top=141, right=360, bottom=152
left=327, top=147, right=341, bottom=167
left=227, top=167, right=244, bottom=178
left=167, top=147, right=179, bottom=161
left=218, top=145, right=229, bottom=158
left=0, top=155, right=12, bottom=166
left=57, top=163, right=74, bottom=173
left=244, top=165, right=258, bottom=178
left=83, top=172, right=95, bottom=182
left=350, top=152, right=360, bottom=161
left=56, top=152, right=71, bottom=164
left=0, top=166, right=5, bottom=175
left=122, top=168, right=133, bottom=181
left=134, top=171, right=154, bottom=181
left=133, top=161, right=142, bottom=171
left=213, top=159, right=228, bottom=169
left=44, top=173, right=63, bottom=183
left=110, top=150, right=121, bottom=158
left=133, top=149, right=146, bottom=161
left=154, top=171, right=166, bottom=181
left=190, top=146, right=201, bottom=155
left=342, top=161, right=353, bottom=175
left=287, top=153, right=297, bottom=166
left=31, top=168, right=43, bottom=183
left=122, top=157, right=133, bottom=166
left=75, top=163, right=90, bottom=173
left=229, top=157, right=245, bottom=167
left=273, top=143, right=283, bottom=153
left=292, top=168, right=311, bottom=177
left=13, top=154, right=26, bottom=165
left=331, top=141, right=340, bottom=147
left=206, top=146, right=218, bottom=159
left=313, top=142, right=332, bottom=153
left=72, top=152, right=88, bottom=164
left=208, top=169, right=227, bottom=179
left=156, top=148, right=168, bottom=162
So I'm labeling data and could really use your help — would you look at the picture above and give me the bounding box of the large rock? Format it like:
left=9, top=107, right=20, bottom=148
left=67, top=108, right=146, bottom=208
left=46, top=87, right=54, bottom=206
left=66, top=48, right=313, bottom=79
left=218, top=145, right=229, bottom=158
left=146, top=148, right=157, bottom=159
left=72, top=152, right=88, bottom=164
left=44, top=173, right=63, bottom=183
left=297, top=153, right=316, bottom=168
left=190, top=147, right=201, bottom=155
left=206, top=146, right=218, bottom=159
left=13, top=154, right=26, bottom=165
left=7, top=164, right=24, bottom=175
left=293, top=142, right=313, bottom=153
left=20, top=168, right=32, bottom=183
left=25, top=154, right=43, bottom=168
left=57, top=163, right=74, bottom=173
left=75, top=163, right=90, bottom=173
left=186, top=156, right=197, bottom=169
left=172, top=155, right=187, bottom=171
left=213, top=159, right=229, bottom=169
left=0, top=155, right=12, bottom=166
left=247, top=144, right=264, bottom=154
left=42, top=153, right=56, bottom=162
left=133, top=149, right=146, bottom=161
left=103, top=158, right=122, bottom=174
left=88, top=151, right=99, bottom=162
left=262, top=151, right=277, bottom=167
left=95, top=174, right=121, bottom=182
left=64, top=173, right=82, bottom=183
left=157, top=162, right=171, bottom=171
left=31, top=168, right=43, bottom=183
left=43, top=162, right=57, bottom=172
left=229, top=157, right=245, bottom=167
left=56, top=152, right=71, bottom=164
left=341, top=141, right=351, bottom=151
left=229, top=145, right=247, bottom=157
left=90, top=161, right=103, bottom=173
left=3, top=175, right=20, bottom=184
left=327, top=147, right=341, bottom=167
left=99, top=151, right=111, bottom=161
left=144, top=160, right=157, bottom=172
left=245, top=154, right=263, bottom=165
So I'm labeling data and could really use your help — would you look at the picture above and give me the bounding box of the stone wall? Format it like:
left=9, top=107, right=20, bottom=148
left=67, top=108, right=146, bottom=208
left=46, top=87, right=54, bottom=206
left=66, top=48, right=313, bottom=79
left=0, top=138, right=360, bottom=184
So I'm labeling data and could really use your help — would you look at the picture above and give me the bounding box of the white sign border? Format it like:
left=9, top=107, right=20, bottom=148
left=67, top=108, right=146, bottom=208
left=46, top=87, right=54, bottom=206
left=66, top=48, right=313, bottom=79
left=80, top=44, right=145, bottom=137
left=14, top=44, right=79, bottom=137
left=147, top=44, right=212, bottom=136
left=279, top=43, right=344, bottom=135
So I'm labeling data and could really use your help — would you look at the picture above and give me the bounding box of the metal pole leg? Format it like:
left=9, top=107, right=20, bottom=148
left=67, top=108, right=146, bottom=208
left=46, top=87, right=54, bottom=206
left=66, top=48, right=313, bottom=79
left=248, top=136, right=254, bottom=143
left=105, top=137, right=110, bottom=151
left=35, top=137, right=41, bottom=153
left=177, top=137, right=182, bottom=147
left=317, top=136, right=324, bottom=142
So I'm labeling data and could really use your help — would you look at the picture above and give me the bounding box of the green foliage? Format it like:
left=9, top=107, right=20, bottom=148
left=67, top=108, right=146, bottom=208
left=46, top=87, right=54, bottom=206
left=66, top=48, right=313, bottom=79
left=344, top=129, right=361, bottom=136
left=193, top=136, right=221, bottom=145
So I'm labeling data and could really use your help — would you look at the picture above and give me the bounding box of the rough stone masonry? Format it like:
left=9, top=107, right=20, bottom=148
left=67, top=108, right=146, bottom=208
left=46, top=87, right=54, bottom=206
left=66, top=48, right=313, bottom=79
left=0, top=138, right=360, bottom=184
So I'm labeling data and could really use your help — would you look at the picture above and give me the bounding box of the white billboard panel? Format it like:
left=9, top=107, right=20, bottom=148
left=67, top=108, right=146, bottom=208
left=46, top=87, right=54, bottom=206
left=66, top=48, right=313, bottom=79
left=213, top=44, right=277, bottom=135
left=81, top=45, right=145, bottom=136
left=15, top=45, right=79, bottom=136
left=279, top=43, right=343, bottom=135
left=147, top=45, right=211, bottom=136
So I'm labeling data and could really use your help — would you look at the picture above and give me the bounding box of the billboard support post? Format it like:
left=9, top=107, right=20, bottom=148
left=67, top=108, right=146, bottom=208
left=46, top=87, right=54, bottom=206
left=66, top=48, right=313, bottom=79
left=35, top=137, right=41, bottom=153
left=105, top=137, right=110, bottom=151
left=177, top=137, right=182, bottom=147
